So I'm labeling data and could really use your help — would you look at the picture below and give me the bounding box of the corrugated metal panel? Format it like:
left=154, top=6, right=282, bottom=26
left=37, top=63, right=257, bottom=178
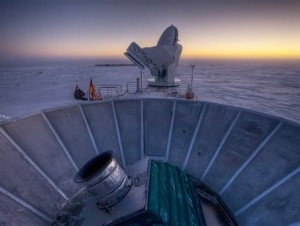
left=147, top=161, right=206, bottom=226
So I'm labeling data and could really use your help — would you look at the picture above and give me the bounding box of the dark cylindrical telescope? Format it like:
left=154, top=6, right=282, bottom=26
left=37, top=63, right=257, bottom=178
left=74, top=151, right=131, bottom=209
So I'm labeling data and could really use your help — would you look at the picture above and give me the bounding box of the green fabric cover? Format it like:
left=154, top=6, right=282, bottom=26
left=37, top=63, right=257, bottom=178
left=147, top=161, right=205, bottom=226
left=113, top=161, right=205, bottom=226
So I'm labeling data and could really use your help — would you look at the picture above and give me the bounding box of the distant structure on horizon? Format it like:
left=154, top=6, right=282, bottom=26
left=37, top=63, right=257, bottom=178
left=125, top=25, right=182, bottom=87
left=95, top=63, right=134, bottom=67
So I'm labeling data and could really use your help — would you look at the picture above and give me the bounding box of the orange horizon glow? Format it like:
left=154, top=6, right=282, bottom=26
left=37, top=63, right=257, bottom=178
left=1, top=1, right=300, bottom=62
left=10, top=32, right=300, bottom=60
left=182, top=49, right=300, bottom=60
left=21, top=47, right=300, bottom=60
left=11, top=37, right=300, bottom=60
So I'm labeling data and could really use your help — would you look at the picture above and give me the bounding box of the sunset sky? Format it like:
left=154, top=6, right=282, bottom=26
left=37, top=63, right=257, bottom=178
left=1, top=0, right=300, bottom=62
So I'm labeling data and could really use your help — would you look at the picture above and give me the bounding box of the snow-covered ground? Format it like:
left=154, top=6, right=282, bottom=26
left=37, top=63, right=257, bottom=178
left=0, top=60, right=300, bottom=124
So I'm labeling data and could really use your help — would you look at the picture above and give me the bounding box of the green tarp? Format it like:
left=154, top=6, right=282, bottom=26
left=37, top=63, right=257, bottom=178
left=147, top=161, right=205, bottom=226
left=115, top=161, right=206, bottom=226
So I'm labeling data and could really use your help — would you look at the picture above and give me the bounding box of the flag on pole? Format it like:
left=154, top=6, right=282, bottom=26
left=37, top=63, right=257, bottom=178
left=89, top=78, right=97, bottom=100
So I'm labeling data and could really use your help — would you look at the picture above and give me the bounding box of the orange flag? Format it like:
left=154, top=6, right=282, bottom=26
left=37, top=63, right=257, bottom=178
left=89, top=78, right=97, bottom=100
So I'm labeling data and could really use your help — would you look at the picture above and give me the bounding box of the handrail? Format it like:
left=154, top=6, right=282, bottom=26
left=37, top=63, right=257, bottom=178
left=83, top=78, right=196, bottom=101
left=97, top=85, right=122, bottom=99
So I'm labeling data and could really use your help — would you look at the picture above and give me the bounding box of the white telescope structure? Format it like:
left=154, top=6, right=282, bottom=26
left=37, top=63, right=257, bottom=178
left=125, top=25, right=182, bottom=87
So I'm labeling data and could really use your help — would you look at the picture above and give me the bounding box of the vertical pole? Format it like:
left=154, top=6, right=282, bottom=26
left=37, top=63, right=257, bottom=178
left=190, top=64, right=195, bottom=88
left=140, top=70, right=143, bottom=93
left=137, top=78, right=140, bottom=93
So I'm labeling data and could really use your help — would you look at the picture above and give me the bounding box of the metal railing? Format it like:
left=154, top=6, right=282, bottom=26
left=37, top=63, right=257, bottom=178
left=83, top=80, right=195, bottom=101
left=126, top=82, right=139, bottom=93
left=96, top=85, right=123, bottom=99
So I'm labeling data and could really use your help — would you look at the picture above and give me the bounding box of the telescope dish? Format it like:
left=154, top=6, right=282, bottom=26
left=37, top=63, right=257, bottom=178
left=125, top=25, right=182, bottom=87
